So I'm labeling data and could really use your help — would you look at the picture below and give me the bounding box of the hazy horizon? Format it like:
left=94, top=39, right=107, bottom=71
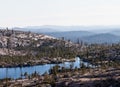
left=1, top=25, right=120, bottom=32
left=0, top=0, right=120, bottom=29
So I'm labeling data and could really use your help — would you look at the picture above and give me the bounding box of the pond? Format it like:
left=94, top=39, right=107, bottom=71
left=0, top=57, right=92, bottom=79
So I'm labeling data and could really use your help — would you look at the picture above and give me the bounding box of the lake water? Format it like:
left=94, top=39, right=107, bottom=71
left=0, top=57, right=91, bottom=79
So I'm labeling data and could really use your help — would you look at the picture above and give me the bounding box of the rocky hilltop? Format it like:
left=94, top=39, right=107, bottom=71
left=0, top=28, right=77, bottom=67
left=0, top=28, right=56, bottom=55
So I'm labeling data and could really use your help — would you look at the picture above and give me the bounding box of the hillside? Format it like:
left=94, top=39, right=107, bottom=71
left=0, top=29, right=56, bottom=55
left=45, top=31, right=120, bottom=43
left=0, top=29, right=77, bottom=67
left=45, top=31, right=95, bottom=42
left=109, top=30, right=120, bottom=36
left=82, top=33, right=120, bottom=43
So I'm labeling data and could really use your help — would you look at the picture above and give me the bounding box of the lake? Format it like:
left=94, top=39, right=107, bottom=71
left=0, top=57, right=92, bottom=79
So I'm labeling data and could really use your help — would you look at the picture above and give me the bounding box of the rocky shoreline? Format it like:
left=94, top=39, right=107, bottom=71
left=0, top=67, right=120, bottom=87
left=0, top=57, right=75, bottom=68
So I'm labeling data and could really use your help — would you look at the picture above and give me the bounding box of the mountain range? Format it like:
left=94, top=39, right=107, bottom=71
left=1, top=26, right=120, bottom=43
left=46, top=32, right=120, bottom=43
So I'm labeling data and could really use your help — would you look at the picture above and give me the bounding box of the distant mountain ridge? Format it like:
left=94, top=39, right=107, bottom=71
left=82, top=33, right=120, bottom=43
left=11, top=25, right=120, bottom=33
left=12, top=26, right=60, bottom=33
left=109, top=30, right=120, bottom=36
left=45, top=32, right=120, bottom=43
left=45, top=31, right=95, bottom=42
left=1, top=26, right=120, bottom=43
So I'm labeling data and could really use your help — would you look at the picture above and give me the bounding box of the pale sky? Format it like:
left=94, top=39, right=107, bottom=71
left=0, top=0, right=120, bottom=27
